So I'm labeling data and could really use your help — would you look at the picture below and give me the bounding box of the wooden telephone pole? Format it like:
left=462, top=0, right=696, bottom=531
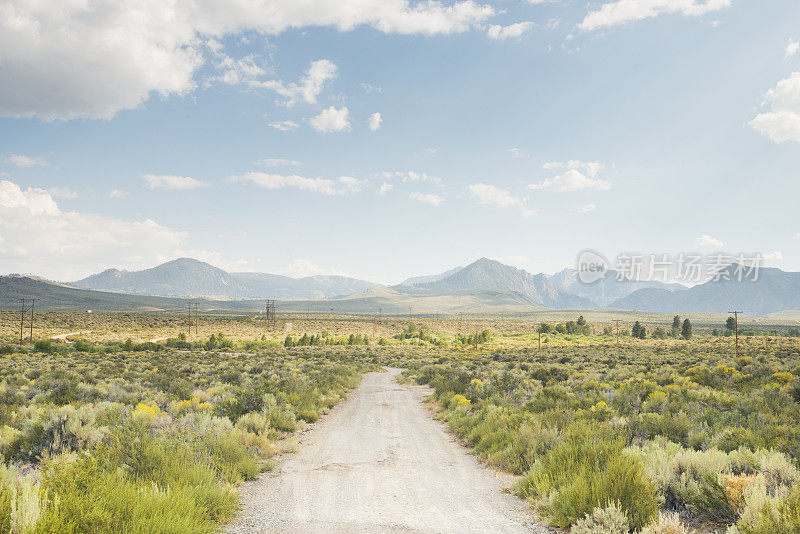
left=188, top=302, right=199, bottom=335
left=264, top=300, right=276, bottom=330
left=17, top=298, right=39, bottom=344
left=729, top=311, right=742, bottom=359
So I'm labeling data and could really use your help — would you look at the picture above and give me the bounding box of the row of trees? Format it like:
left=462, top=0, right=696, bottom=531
left=538, top=316, right=592, bottom=335
left=284, top=332, right=369, bottom=347
left=632, top=316, right=692, bottom=340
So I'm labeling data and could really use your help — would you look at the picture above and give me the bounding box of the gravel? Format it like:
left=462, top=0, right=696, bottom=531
left=226, top=368, right=551, bottom=534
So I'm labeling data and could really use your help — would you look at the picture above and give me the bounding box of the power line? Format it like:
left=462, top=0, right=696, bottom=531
left=17, top=298, right=40, bottom=344
left=729, top=311, right=743, bottom=359
left=265, top=300, right=276, bottom=331
left=188, top=302, right=199, bottom=335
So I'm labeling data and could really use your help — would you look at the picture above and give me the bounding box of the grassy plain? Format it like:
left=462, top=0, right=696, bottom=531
left=0, top=310, right=798, bottom=532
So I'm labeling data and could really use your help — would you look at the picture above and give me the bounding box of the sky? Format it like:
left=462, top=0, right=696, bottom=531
left=1, top=0, right=799, bottom=285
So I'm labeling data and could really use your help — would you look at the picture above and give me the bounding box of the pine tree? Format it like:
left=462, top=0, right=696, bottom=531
left=672, top=315, right=681, bottom=337
left=682, top=318, right=693, bottom=340
left=632, top=321, right=642, bottom=338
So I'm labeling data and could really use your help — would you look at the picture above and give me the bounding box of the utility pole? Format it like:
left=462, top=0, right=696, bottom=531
left=17, top=298, right=39, bottom=344
left=373, top=317, right=377, bottom=339
left=729, top=311, right=742, bottom=359
left=409, top=307, right=412, bottom=321
left=188, top=302, right=199, bottom=335
left=538, top=329, right=541, bottom=350
left=264, top=300, right=276, bottom=331
left=474, top=322, right=479, bottom=349
left=613, top=319, right=621, bottom=358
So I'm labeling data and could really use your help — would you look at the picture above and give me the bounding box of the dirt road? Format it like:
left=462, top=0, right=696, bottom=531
left=51, top=331, right=91, bottom=343
left=227, top=369, right=548, bottom=534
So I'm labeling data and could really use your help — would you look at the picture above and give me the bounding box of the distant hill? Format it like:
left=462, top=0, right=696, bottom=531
left=0, top=275, right=542, bottom=315
left=72, top=258, right=377, bottom=300
left=398, top=267, right=464, bottom=287
left=0, top=275, right=193, bottom=311
left=549, top=268, right=686, bottom=307
left=274, top=285, right=546, bottom=315
left=610, top=265, right=800, bottom=316
left=74, top=258, right=252, bottom=299
left=10, top=257, right=800, bottom=317
left=396, top=258, right=592, bottom=309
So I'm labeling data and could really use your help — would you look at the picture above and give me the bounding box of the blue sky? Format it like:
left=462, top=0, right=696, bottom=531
left=1, top=0, right=799, bottom=283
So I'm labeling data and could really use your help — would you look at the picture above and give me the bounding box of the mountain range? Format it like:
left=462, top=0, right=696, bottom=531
left=549, top=268, right=686, bottom=307
left=1, top=257, right=798, bottom=316
left=393, top=258, right=592, bottom=309
left=612, top=264, right=800, bottom=316
left=72, top=258, right=377, bottom=300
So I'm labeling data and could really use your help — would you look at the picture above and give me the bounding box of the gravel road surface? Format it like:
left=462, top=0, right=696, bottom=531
left=226, top=368, right=549, bottom=534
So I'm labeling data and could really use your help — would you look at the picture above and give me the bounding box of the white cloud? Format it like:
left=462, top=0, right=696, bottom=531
left=257, top=158, right=301, bottom=167
left=7, top=155, right=46, bottom=168
left=509, top=147, right=529, bottom=159
left=361, top=83, right=383, bottom=94
left=577, top=203, right=596, bottom=213
left=48, top=187, right=78, bottom=199
left=529, top=169, right=611, bottom=192
left=256, top=59, right=337, bottom=106
left=208, top=52, right=267, bottom=86
left=142, top=174, right=209, bottom=190
left=310, top=106, right=351, bottom=133
left=795, top=232, right=800, bottom=240
left=579, top=0, right=731, bottom=32
left=763, top=251, right=783, bottom=261
left=521, top=208, right=538, bottom=218
left=487, top=21, right=533, bottom=40
left=369, top=112, right=383, bottom=131
left=379, top=182, right=394, bottom=195
left=109, top=189, right=128, bottom=199
left=338, top=176, right=366, bottom=193
left=786, top=40, right=799, bottom=59
left=269, top=120, right=300, bottom=131
left=230, top=172, right=363, bottom=196
left=0, top=180, right=185, bottom=280
left=409, top=192, right=445, bottom=206
left=749, top=72, right=800, bottom=143
left=542, top=160, right=604, bottom=177
left=1, top=1, right=493, bottom=120
left=382, top=171, right=443, bottom=186
left=693, top=234, right=725, bottom=248
left=468, top=183, right=522, bottom=207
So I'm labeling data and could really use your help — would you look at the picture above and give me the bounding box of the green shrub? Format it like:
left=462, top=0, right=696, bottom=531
left=515, top=423, right=658, bottom=529
left=33, top=340, right=52, bottom=353
left=571, top=501, right=629, bottom=534
left=641, top=512, right=696, bottom=533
